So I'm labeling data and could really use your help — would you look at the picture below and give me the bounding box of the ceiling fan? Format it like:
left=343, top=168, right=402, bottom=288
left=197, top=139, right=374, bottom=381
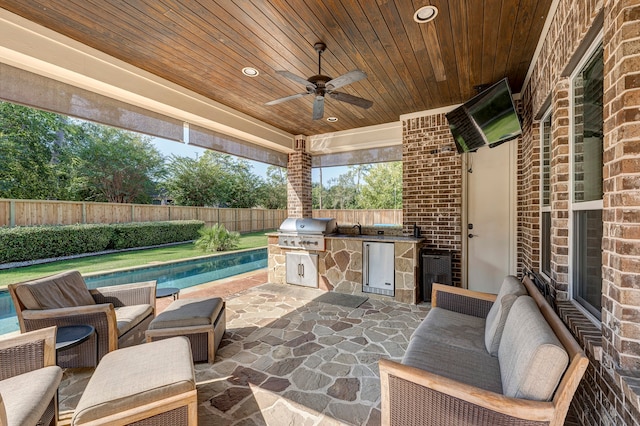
left=265, top=42, right=373, bottom=120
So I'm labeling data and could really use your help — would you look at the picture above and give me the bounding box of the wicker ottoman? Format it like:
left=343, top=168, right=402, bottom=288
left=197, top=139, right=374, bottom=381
left=145, top=297, right=226, bottom=363
left=71, top=336, right=197, bottom=425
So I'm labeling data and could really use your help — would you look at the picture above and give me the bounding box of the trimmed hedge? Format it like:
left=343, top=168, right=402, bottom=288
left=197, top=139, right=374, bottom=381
left=0, top=220, right=204, bottom=264
left=110, top=221, right=205, bottom=249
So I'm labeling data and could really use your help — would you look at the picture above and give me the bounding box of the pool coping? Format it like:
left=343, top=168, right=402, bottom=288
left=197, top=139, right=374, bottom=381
left=82, top=246, right=268, bottom=278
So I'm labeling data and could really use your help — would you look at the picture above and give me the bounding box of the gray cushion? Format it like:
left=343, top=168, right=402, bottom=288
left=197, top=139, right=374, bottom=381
left=403, top=338, right=503, bottom=394
left=484, top=275, right=527, bottom=356
left=72, top=337, right=195, bottom=425
left=14, top=270, right=95, bottom=310
left=149, top=297, right=224, bottom=329
left=411, top=307, right=487, bottom=354
left=114, top=304, right=154, bottom=336
left=499, top=296, right=569, bottom=401
left=0, top=366, right=62, bottom=426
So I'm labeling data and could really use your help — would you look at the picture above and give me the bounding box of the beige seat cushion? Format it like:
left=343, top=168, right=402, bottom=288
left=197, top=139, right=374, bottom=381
left=499, top=296, right=569, bottom=401
left=149, top=297, right=224, bottom=329
left=484, top=275, right=527, bottom=356
left=0, top=366, right=63, bottom=426
left=14, top=270, right=95, bottom=310
left=114, top=304, right=154, bottom=336
left=410, top=307, right=487, bottom=354
left=403, top=337, right=502, bottom=394
left=72, top=337, right=195, bottom=425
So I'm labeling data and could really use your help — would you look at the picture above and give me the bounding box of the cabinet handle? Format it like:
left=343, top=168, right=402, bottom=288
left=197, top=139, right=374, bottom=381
left=300, top=264, right=304, bottom=277
left=364, top=244, right=369, bottom=286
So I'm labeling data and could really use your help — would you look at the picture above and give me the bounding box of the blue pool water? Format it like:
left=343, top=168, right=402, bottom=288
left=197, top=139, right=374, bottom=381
left=0, top=248, right=267, bottom=334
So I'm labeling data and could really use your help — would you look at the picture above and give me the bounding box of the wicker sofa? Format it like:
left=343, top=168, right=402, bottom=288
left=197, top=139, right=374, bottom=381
left=8, top=270, right=156, bottom=368
left=0, top=327, right=62, bottom=426
left=379, top=275, right=588, bottom=426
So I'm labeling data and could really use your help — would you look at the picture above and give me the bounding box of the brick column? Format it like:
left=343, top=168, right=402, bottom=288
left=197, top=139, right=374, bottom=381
left=287, top=135, right=312, bottom=218
left=550, top=79, right=571, bottom=300
left=402, top=114, right=463, bottom=284
left=601, top=0, right=640, bottom=373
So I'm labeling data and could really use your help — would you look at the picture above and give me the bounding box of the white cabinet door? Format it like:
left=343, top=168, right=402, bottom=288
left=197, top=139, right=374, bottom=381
left=285, top=252, right=318, bottom=288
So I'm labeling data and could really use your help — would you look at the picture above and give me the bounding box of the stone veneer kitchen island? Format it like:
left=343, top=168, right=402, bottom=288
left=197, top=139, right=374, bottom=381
left=268, top=227, right=424, bottom=304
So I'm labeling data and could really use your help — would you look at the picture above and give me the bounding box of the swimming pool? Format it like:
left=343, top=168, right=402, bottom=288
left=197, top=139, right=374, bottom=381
left=0, top=248, right=267, bottom=334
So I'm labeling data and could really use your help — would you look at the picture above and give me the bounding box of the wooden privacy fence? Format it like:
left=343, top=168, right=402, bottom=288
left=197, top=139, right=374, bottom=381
left=313, top=209, right=402, bottom=226
left=0, top=199, right=287, bottom=233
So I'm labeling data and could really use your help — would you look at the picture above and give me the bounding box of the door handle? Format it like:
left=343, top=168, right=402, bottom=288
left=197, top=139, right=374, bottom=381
left=300, top=263, right=304, bottom=277
left=468, top=233, right=477, bottom=238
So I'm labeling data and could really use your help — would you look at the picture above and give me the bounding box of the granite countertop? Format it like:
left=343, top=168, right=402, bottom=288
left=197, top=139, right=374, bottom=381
left=325, top=233, right=424, bottom=243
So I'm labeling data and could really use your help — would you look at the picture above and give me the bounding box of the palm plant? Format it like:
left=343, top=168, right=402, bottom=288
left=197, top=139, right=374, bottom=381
left=194, top=224, right=240, bottom=252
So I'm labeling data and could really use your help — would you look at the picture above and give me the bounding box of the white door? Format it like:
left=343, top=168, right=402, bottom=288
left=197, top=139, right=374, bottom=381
left=465, top=142, right=516, bottom=293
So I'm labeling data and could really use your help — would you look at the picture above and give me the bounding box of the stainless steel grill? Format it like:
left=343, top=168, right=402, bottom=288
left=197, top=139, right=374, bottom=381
left=277, top=217, right=337, bottom=251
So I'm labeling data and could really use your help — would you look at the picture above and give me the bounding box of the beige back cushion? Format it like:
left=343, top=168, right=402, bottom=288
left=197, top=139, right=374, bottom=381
left=498, top=296, right=569, bottom=401
left=15, top=271, right=95, bottom=310
left=484, top=275, right=527, bottom=355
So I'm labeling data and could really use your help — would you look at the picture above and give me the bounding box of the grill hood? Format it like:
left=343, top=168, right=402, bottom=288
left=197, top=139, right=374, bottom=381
left=278, top=217, right=337, bottom=235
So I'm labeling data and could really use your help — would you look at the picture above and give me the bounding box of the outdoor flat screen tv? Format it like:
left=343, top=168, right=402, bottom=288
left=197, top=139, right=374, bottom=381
left=446, top=78, right=522, bottom=154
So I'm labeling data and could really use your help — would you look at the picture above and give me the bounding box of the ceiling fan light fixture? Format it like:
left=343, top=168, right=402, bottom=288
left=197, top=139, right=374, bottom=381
left=327, top=117, right=338, bottom=122
left=242, top=67, right=259, bottom=77
left=413, top=5, right=438, bottom=23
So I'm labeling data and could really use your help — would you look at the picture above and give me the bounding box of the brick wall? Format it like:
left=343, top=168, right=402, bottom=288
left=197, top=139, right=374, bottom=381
left=549, top=80, right=572, bottom=300
left=287, top=136, right=312, bottom=218
left=516, top=99, right=540, bottom=276
left=402, top=114, right=463, bottom=285
left=519, top=0, right=640, bottom=424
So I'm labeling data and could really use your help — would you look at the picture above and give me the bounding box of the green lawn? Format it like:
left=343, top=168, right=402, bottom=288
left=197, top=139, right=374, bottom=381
left=0, top=231, right=271, bottom=287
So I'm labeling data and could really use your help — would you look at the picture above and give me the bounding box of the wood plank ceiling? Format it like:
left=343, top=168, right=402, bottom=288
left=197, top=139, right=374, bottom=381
left=0, top=0, right=552, bottom=136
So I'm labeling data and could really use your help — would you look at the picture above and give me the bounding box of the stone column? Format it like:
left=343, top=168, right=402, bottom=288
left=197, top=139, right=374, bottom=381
left=287, top=135, right=312, bottom=218
left=549, top=79, right=571, bottom=301
left=601, top=0, right=640, bottom=373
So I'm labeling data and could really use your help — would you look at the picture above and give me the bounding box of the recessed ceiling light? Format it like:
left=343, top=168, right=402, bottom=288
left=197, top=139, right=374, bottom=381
left=327, top=117, right=338, bottom=122
left=413, top=5, right=438, bottom=23
left=242, top=67, right=259, bottom=77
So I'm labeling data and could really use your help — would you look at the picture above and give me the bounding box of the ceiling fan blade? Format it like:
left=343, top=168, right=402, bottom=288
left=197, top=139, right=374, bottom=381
left=329, top=91, right=373, bottom=109
left=276, top=70, right=316, bottom=89
left=265, top=92, right=309, bottom=106
left=326, top=70, right=367, bottom=91
left=312, top=96, right=325, bottom=120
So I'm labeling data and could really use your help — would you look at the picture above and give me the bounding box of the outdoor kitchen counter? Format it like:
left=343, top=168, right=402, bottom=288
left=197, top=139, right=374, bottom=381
left=268, top=232, right=424, bottom=304
left=325, top=233, right=425, bottom=243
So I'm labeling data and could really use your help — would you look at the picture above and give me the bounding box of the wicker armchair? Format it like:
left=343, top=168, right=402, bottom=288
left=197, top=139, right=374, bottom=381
left=8, top=271, right=156, bottom=368
left=0, top=327, right=62, bottom=426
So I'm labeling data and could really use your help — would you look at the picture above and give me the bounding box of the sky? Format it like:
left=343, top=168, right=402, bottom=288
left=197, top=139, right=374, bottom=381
left=152, top=137, right=348, bottom=184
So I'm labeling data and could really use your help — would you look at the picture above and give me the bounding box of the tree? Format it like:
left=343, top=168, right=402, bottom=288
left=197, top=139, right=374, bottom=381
left=313, top=162, right=402, bottom=209
left=257, top=166, right=287, bottom=209
left=215, top=154, right=262, bottom=208
left=164, top=153, right=221, bottom=206
left=0, top=102, right=69, bottom=199
left=324, top=172, right=359, bottom=209
left=164, top=151, right=263, bottom=207
left=358, top=162, right=402, bottom=208
left=67, top=123, right=165, bottom=203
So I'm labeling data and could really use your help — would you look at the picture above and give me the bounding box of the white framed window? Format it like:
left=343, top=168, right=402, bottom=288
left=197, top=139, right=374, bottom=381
left=540, top=109, right=552, bottom=279
left=570, top=37, right=604, bottom=320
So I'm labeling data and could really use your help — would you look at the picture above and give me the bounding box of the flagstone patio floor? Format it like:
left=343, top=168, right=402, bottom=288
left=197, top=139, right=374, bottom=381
left=58, top=269, right=431, bottom=425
